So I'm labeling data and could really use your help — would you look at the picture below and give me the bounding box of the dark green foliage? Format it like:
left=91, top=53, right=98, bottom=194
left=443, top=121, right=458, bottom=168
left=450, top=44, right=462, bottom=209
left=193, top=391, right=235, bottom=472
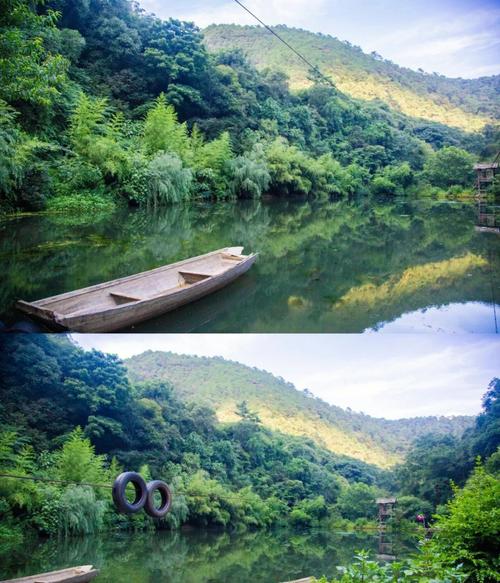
left=336, top=483, right=380, bottom=521
left=472, top=378, right=500, bottom=459
left=396, top=434, right=470, bottom=507
left=428, top=462, right=500, bottom=582
left=423, top=147, right=476, bottom=188
left=0, top=335, right=391, bottom=539
left=396, top=378, right=500, bottom=512
left=1, top=0, right=490, bottom=211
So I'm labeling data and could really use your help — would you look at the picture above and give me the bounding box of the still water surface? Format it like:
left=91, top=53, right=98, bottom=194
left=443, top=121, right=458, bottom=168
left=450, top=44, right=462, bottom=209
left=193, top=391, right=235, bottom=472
left=0, top=528, right=418, bottom=582
left=1, top=197, right=498, bottom=332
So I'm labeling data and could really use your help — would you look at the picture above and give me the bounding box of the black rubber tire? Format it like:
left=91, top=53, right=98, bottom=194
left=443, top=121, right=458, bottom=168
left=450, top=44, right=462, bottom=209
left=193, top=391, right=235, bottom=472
left=112, top=471, right=148, bottom=514
left=144, top=480, right=172, bottom=518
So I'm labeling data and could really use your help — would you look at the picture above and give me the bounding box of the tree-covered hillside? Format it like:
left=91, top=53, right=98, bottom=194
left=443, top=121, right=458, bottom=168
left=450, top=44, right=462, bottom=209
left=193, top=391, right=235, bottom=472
left=126, top=351, right=472, bottom=467
left=204, top=24, right=500, bottom=132
left=1, top=1, right=497, bottom=214
left=0, top=334, right=392, bottom=540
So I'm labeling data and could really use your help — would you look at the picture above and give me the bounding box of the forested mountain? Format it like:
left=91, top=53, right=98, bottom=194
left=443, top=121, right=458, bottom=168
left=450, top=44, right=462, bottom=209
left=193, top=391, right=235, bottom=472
left=0, top=334, right=394, bottom=538
left=204, top=24, right=500, bottom=132
left=126, top=350, right=472, bottom=467
left=1, top=0, right=498, bottom=213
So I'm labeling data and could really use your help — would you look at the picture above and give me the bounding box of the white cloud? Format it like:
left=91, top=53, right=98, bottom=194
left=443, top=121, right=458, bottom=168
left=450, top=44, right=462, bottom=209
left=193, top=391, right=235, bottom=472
left=141, top=0, right=331, bottom=28
left=73, top=334, right=499, bottom=419
left=138, top=0, right=500, bottom=78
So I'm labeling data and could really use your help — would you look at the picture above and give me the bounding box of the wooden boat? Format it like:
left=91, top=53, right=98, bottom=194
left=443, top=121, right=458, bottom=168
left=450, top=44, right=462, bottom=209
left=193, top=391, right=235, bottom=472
left=17, top=247, right=257, bottom=332
left=1, top=565, right=99, bottom=583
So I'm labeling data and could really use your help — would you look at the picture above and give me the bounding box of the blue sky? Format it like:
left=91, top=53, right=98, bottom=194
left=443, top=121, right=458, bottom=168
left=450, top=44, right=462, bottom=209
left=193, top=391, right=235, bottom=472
left=138, top=0, right=500, bottom=78
left=74, top=334, right=499, bottom=419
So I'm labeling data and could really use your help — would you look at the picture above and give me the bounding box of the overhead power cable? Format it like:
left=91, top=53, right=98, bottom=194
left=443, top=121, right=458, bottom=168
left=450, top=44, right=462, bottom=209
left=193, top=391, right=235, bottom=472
left=231, top=0, right=335, bottom=88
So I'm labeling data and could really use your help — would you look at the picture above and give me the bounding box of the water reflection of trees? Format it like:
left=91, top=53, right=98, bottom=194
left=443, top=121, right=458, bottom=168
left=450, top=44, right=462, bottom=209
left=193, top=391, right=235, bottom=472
left=0, top=529, right=418, bottom=583
left=1, top=198, right=497, bottom=330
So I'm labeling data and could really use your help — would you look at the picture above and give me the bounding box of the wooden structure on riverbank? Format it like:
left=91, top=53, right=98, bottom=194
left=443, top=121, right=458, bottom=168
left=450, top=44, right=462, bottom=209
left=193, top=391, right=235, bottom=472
left=474, top=152, right=499, bottom=196
left=376, top=497, right=396, bottom=526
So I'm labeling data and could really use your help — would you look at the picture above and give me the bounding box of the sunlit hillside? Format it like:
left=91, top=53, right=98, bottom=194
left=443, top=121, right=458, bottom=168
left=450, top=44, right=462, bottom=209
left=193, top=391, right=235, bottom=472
left=204, top=24, right=500, bottom=132
left=126, top=351, right=473, bottom=468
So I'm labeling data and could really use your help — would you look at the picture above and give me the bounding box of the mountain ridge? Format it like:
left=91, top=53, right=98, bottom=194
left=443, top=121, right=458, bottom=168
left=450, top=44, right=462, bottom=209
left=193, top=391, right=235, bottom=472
left=203, top=24, right=500, bottom=132
left=125, top=350, right=473, bottom=468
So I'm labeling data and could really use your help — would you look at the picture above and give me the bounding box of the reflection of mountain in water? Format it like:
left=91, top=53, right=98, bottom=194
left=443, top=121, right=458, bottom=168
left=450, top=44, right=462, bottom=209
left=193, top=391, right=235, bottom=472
left=330, top=253, right=494, bottom=332
left=1, top=197, right=498, bottom=332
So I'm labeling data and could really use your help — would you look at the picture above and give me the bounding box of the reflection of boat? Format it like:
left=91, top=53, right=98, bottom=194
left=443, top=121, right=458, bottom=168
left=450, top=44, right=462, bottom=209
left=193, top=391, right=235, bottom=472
left=1, top=565, right=99, bottom=583
left=17, top=247, right=257, bottom=332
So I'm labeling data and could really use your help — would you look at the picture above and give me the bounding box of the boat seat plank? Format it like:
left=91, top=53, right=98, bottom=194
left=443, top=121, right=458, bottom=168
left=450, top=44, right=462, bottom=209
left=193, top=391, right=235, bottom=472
left=221, top=253, right=243, bottom=261
left=109, top=292, right=141, bottom=305
left=178, top=271, right=213, bottom=285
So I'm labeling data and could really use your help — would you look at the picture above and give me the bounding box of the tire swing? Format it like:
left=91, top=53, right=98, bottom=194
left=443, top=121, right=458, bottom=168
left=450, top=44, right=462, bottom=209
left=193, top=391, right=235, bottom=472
left=144, top=480, right=172, bottom=518
left=112, top=471, right=148, bottom=514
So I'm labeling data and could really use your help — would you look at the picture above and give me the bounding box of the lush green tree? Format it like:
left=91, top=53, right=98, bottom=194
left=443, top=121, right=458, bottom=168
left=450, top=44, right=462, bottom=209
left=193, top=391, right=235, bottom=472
left=235, top=401, right=261, bottom=424
left=0, top=0, right=69, bottom=110
left=423, top=146, right=476, bottom=188
left=471, top=378, right=500, bottom=459
left=394, top=495, right=433, bottom=522
left=56, top=427, right=110, bottom=485
left=372, top=162, right=414, bottom=195
left=336, top=482, right=380, bottom=521
left=142, top=93, right=189, bottom=160
left=429, top=462, right=500, bottom=581
left=290, top=495, right=328, bottom=526
left=146, top=153, right=193, bottom=205
left=68, top=93, right=130, bottom=181
left=0, top=99, right=53, bottom=209
left=265, top=138, right=315, bottom=197
left=228, top=155, right=270, bottom=198
left=396, top=434, right=469, bottom=507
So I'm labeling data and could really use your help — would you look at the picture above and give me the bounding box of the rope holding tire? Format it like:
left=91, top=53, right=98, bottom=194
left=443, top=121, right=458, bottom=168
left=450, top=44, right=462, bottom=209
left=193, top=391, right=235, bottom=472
left=112, top=472, right=172, bottom=518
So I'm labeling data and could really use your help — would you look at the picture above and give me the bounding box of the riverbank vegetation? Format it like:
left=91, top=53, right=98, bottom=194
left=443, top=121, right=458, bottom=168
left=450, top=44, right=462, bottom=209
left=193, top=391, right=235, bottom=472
left=0, top=336, right=498, bottom=580
left=318, top=458, right=499, bottom=582
left=1, top=0, right=497, bottom=213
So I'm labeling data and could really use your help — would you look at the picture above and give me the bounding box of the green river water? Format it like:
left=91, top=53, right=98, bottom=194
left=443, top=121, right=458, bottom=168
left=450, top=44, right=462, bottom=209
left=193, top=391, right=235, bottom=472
left=1, top=197, right=498, bottom=332
left=0, top=527, right=419, bottom=582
